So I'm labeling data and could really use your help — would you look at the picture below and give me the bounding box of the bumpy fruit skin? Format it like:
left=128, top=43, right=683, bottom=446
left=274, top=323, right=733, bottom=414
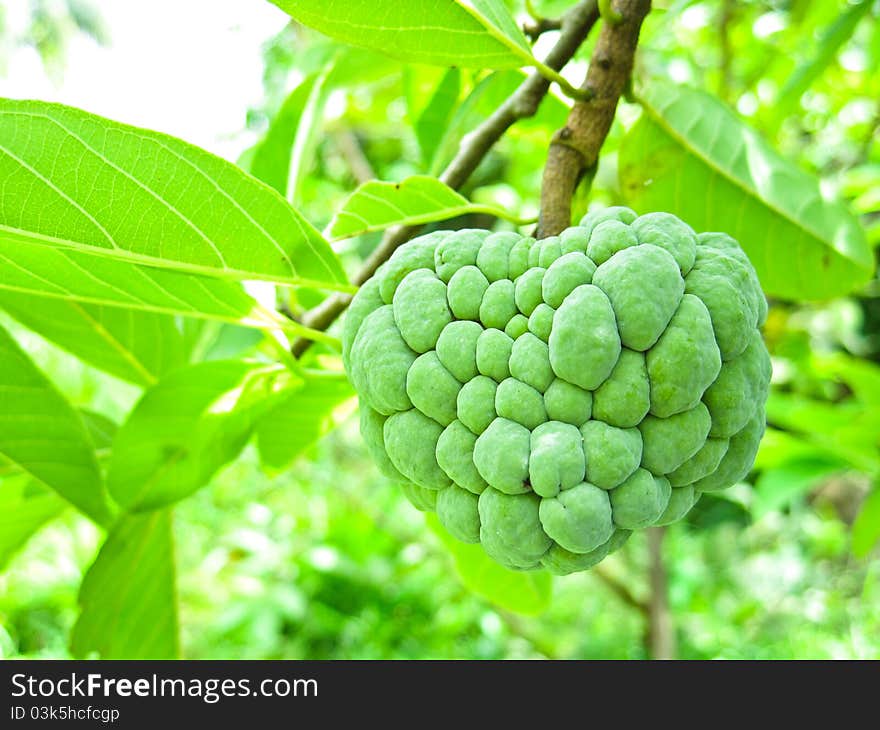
left=343, top=208, right=771, bottom=574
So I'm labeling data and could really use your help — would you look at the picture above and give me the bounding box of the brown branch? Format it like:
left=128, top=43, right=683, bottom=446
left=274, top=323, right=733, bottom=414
left=645, top=527, right=676, bottom=659
left=718, top=0, right=735, bottom=102
left=592, top=564, right=649, bottom=615
left=524, top=17, right=564, bottom=42
left=291, top=0, right=602, bottom=358
left=537, top=0, right=651, bottom=238
left=332, top=129, right=376, bottom=185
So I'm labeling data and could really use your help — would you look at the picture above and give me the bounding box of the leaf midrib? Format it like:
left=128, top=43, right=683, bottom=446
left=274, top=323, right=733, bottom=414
left=0, top=224, right=357, bottom=292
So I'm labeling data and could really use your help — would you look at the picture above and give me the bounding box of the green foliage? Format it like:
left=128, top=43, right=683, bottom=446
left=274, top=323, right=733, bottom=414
left=0, top=478, right=66, bottom=571
left=0, top=295, right=187, bottom=386
left=619, top=82, right=873, bottom=300
left=250, top=64, right=338, bottom=201
left=269, top=0, right=534, bottom=69
left=72, top=510, right=178, bottom=659
left=0, top=98, right=346, bottom=290
left=0, top=234, right=285, bottom=333
left=255, top=373, right=355, bottom=471
left=0, top=0, right=878, bottom=660
left=429, top=514, right=553, bottom=615
left=108, top=361, right=294, bottom=511
left=330, top=176, right=529, bottom=240
left=0, top=325, right=112, bottom=525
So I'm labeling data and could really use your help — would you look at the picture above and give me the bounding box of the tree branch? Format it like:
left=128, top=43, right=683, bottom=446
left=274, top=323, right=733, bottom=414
left=333, top=129, right=376, bottom=185
left=592, top=565, right=649, bottom=615
left=524, top=16, right=563, bottom=42
left=646, top=527, right=676, bottom=659
left=537, top=0, right=651, bottom=238
left=291, top=0, right=601, bottom=358
left=718, top=0, right=735, bottom=102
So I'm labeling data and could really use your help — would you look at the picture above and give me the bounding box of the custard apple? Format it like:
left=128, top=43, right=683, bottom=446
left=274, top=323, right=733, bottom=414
left=343, top=207, right=770, bottom=574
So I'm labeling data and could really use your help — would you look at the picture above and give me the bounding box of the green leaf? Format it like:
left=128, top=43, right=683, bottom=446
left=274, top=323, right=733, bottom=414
left=771, top=0, right=874, bottom=125
left=72, top=510, right=178, bottom=659
left=329, top=175, right=530, bottom=240
left=813, top=354, right=880, bottom=407
left=766, top=392, right=880, bottom=473
left=0, top=294, right=187, bottom=386
left=0, top=324, right=113, bottom=524
left=405, top=66, right=462, bottom=170
left=0, top=410, right=118, bottom=568
left=852, top=488, right=880, bottom=558
left=255, top=374, right=354, bottom=471
left=0, top=98, right=348, bottom=290
left=0, top=474, right=66, bottom=570
left=428, top=514, right=553, bottom=615
left=619, top=81, right=874, bottom=300
left=752, top=456, right=844, bottom=519
left=268, top=0, right=533, bottom=69
left=251, top=65, right=334, bottom=202
left=107, top=361, right=296, bottom=511
left=0, top=236, right=317, bottom=337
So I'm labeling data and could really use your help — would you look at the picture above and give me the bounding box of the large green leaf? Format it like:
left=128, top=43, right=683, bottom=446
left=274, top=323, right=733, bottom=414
left=405, top=66, right=462, bottom=170
left=0, top=236, right=312, bottom=337
left=0, top=294, right=186, bottom=386
left=107, top=361, right=295, bottom=511
left=766, top=392, right=880, bottom=473
left=255, top=374, right=354, bottom=471
left=0, top=325, right=112, bottom=524
left=72, top=510, right=178, bottom=659
left=0, top=98, right=347, bottom=290
left=269, top=0, right=532, bottom=69
left=0, top=474, right=66, bottom=570
left=428, top=515, right=553, bottom=616
left=328, top=175, right=528, bottom=240
left=619, top=82, right=874, bottom=300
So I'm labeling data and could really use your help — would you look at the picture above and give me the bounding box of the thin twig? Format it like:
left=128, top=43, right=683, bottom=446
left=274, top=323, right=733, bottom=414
left=646, top=527, right=676, bottom=659
left=524, top=16, right=564, bottom=42
left=536, top=0, right=651, bottom=238
left=592, top=565, right=649, bottom=615
left=291, top=0, right=602, bottom=357
left=718, top=0, right=735, bottom=101
left=333, top=129, right=376, bottom=185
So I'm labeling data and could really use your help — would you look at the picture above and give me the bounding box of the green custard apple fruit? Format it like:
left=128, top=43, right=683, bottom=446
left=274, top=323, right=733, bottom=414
left=342, top=207, right=771, bottom=574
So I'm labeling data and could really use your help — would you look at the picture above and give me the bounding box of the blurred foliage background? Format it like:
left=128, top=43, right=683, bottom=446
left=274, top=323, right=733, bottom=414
left=1, top=0, right=878, bottom=659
